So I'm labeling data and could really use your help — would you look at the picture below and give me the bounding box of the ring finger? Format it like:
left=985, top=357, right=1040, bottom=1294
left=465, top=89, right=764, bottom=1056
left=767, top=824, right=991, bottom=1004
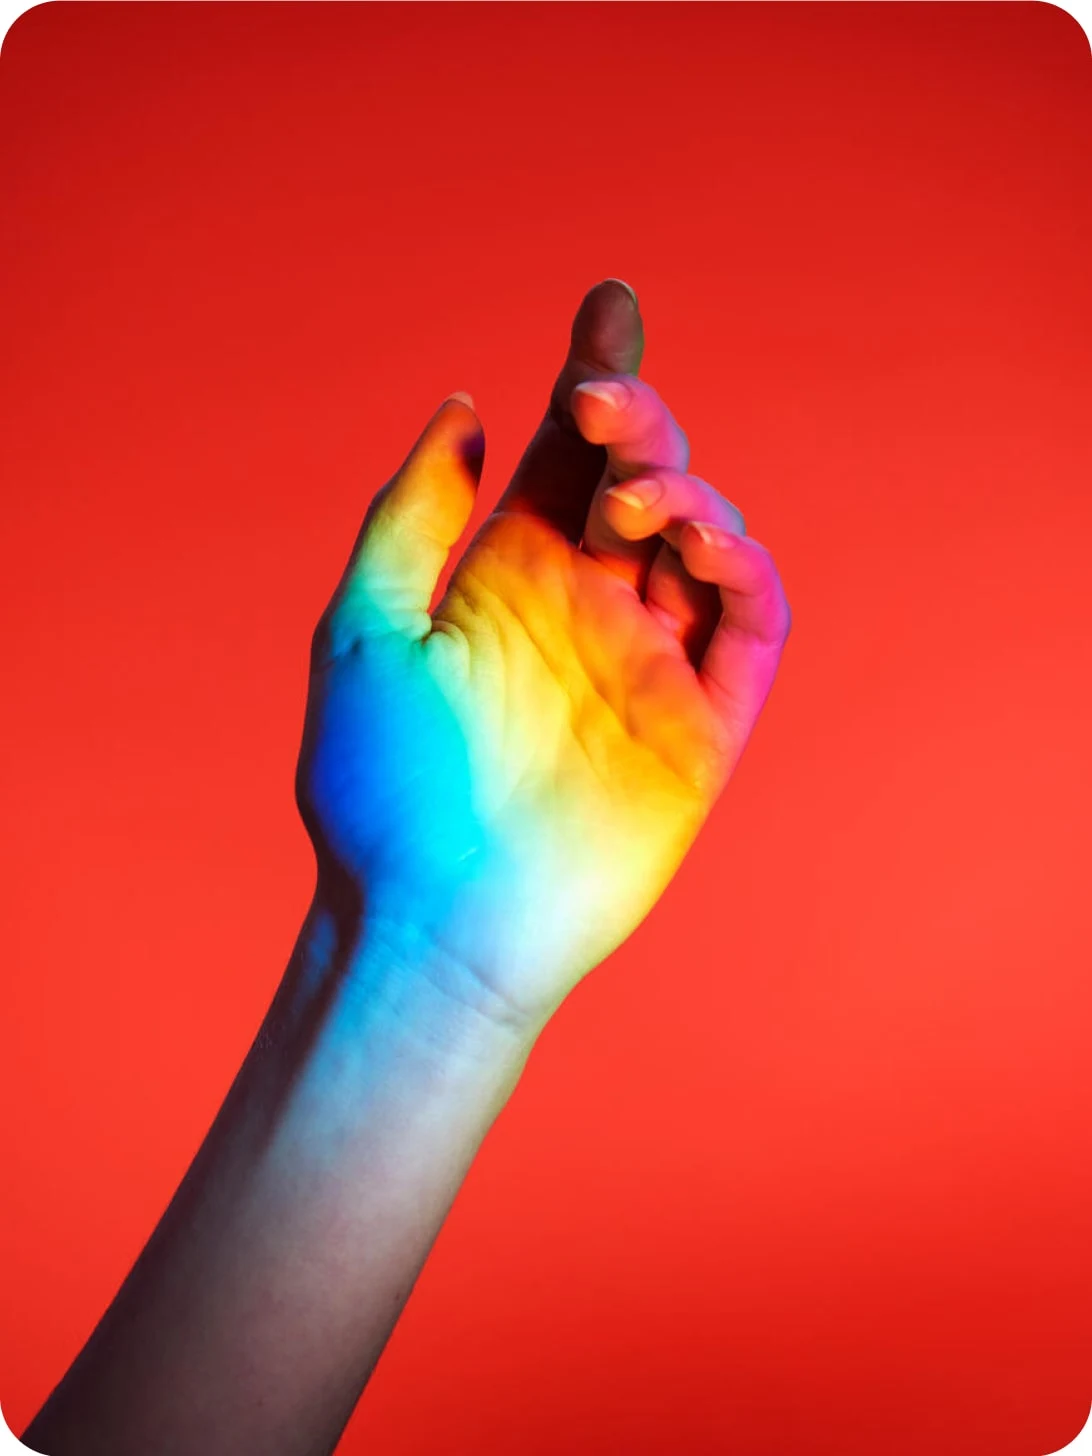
left=602, top=466, right=747, bottom=660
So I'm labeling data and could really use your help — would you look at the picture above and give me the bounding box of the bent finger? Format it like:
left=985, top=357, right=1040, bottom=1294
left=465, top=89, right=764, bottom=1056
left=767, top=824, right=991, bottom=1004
left=676, top=522, right=793, bottom=763
left=571, top=374, right=690, bottom=482
left=576, top=385, right=693, bottom=590
left=590, top=467, right=746, bottom=648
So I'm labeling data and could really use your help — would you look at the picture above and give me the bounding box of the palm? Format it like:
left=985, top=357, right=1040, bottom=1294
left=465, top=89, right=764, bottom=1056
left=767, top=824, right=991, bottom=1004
left=408, top=507, right=726, bottom=1004
left=441, top=507, right=727, bottom=795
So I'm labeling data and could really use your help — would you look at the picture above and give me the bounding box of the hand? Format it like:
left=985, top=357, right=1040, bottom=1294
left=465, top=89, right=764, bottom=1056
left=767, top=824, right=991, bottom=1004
left=295, top=281, right=792, bottom=1035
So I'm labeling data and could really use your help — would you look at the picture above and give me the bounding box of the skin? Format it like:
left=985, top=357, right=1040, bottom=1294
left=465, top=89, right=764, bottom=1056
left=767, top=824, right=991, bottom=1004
left=302, top=279, right=791, bottom=1032
left=22, top=280, right=791, bottom=1456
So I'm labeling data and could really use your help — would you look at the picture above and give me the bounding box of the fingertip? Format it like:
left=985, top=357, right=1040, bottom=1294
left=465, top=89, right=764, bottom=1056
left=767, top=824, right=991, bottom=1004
left=599, top=491, right=655, bottom=541
left=601, top=476, right=666, bottom=533
left=603, top=480, right=657, bottom=510
left=570, top=282, right=644, bottom=376
left=568, top=381, right=619, bottom=446
left=685, top=521, right=741, bottom=552
left=425, top=394, right=486, bottom=482
left=600, top=277, right=639, bottom=309
left=572, top=379, right=632, bottom=413
left=457, top=425, right=486, bottom=483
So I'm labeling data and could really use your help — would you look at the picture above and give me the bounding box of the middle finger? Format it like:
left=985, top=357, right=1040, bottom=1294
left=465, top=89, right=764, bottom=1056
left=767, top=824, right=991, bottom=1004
left=571, top=374, right=690, bottom=593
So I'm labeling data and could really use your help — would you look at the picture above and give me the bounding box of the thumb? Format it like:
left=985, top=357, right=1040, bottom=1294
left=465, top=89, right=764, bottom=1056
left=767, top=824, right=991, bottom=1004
left=335, top=394, right=484, bottom=643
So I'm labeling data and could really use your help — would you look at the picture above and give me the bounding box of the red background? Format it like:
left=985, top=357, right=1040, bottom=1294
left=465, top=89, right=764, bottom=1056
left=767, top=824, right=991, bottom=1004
left=2, top=4, right=1091, bottom=1452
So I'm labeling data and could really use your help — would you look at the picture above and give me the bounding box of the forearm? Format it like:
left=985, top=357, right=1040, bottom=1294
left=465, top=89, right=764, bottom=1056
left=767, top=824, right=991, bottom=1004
left=23, top=895, right=538, bottom=1456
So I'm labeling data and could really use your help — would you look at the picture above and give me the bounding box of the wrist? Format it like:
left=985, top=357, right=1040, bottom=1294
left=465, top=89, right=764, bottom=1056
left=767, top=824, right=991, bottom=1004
left=276, top=890, right=542, bottom=1095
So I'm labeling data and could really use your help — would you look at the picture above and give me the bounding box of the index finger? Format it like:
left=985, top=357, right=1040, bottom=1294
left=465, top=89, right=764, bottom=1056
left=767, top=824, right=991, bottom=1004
left=493, top=279, right=645, bottom=543
left=570, top=374, right=690, bottom=481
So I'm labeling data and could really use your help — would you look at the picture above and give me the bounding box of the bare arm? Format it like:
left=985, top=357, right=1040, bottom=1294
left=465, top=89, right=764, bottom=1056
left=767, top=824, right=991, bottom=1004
left=23, top=898, right=537, bottom=1456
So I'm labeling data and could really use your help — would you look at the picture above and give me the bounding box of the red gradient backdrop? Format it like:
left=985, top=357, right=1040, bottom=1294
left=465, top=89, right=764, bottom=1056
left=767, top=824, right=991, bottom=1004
left=2, top=4, right=1091, bottom=1453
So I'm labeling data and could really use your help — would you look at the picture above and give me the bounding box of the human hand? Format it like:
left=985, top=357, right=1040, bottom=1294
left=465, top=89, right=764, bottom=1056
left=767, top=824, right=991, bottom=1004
left=295, top=281, right=792, bottom=1036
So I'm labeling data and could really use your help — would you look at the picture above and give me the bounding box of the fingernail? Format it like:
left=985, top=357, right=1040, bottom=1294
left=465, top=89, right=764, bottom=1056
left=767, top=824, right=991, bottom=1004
left=444, top=391, right=476, bottom=410
left=604, top=477, right=664, bottom=511
left=690, top=521, right=738, bottom=549
left=604, top=277, right=639, bottom=307
left=573, top=380, right=631, bottom=410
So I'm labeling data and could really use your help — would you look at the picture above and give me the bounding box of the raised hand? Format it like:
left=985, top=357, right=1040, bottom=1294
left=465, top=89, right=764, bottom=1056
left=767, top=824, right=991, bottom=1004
left=20, top=284, right=792, bottom=1456
left=296, top=281, right=792, bottom=1035
left=24, top=280, right=796, bottom=1456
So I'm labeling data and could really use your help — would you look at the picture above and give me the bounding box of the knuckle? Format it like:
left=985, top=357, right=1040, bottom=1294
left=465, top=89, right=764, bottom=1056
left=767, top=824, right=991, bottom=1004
left=310, top=609, right=334, bottom=662
left=631, top=380, right=687, bottom=460
left=309, top=629, right=335, bottom=673
left=723, top=499, right=746, bottom=535
left=687, top=474, right=743, bottom=532
left=309, top=601, right=353, bottom=669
